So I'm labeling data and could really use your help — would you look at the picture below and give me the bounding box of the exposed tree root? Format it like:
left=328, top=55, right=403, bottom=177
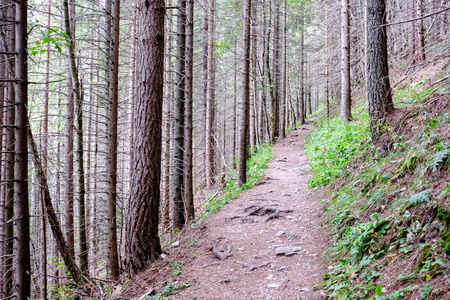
left=236, top=261, right=270, bottom=271
left=212, top=237, right=233, bottom=261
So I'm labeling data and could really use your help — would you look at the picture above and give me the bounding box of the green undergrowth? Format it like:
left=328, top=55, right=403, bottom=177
left=200, top=144, right=273, bottom=220
left=305, top=87, right=450, bottom=299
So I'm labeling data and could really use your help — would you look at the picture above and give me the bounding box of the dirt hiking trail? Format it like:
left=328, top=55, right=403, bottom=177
left=169, top=120, right=328, bottom=299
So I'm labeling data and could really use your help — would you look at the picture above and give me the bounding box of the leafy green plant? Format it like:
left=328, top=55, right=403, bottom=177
left=371, top=285, right=414, bottom=300
left=29, top=26, right=71, bottom=55
left=419, top=284, right=432, bottom=299
left=170, top=261, right=184, bottom=278
left=426, top=144, right=450, bottom=173
left=305, top=111, right=371, bottom=188
left=146, top=281, right=191, bottom=299
left=408, top=189, right=431, bottom=206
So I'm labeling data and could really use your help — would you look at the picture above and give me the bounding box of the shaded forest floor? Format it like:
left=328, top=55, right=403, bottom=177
left=117, top=119, right=328, bottom=300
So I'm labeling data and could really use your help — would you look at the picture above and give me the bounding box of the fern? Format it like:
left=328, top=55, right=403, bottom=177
left=408, top=189, right=431, bottom=206
left=427, top=148, right=450, bottom=173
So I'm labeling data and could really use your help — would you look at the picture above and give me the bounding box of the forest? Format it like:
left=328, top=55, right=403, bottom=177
left=0, top=0, right=449, bottom=298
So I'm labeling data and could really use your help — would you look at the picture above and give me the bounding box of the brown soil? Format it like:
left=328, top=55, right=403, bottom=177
left=117, top=120, right=328, bottom=300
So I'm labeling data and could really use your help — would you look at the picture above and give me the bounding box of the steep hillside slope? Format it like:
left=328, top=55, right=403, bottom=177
left=306, top=60, right=450, bottom=299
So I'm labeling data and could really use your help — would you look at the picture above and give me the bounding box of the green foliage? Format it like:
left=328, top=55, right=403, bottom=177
left=305, top=109, right=370, bottom=188
left=371, top=286, right=414, bottom=300
left=29, top=26, right=71, bottom=55
left=375, top=284, right=383, bottom=295
left=393, top=79, right=435, bottom=107
left=48, top=283, right=73, bottom=299
left=437, top=206, right=450, bottom=254
left=419, top=284, right=433, bottom=299
left=408, top=189, right=431, bottom=206
left=426, top=143, right=450, bottom=173
left=146, top=281, right=191, bottom=299
left=306, top=90, right=450, bottom=299
left=170, top=261, right=184, bottom=278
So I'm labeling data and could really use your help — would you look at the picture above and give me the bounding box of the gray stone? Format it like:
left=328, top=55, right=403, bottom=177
left=266, top=274, right=274, bottom=280
left=278, top=266, right=288, bottom=271
left=276, top=230, right=285, bottom=237
left=267, top=283, right=281, bottom=289
left=276, top=246, right=302, bottom=255
left=406, top=232, right=414, bottom=244
left=170, top=241, right=180, bottom=248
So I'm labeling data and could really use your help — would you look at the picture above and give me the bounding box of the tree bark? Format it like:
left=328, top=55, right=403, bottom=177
left=40, top=1, right=52, bottom=297
left=206, top=0, right=216, bottom=188
left=281, top=0, right=287, bottom=138
left=15, top=0, right=31, bottom=296
left=107, top=0, right=120, bottom=278
left=64, top=26, right=75, bottom=263
left=173, top=0, right=186, bottom=230
left=162, top=1, right=173, bottom=229
left=325, top=1, right=330, bottom=118
left=299, top=11, right=305, bottom=125
left=273, top=0, right=281, bottom=138
left=239, top=0, right=251, bottom=187
left=341, top=0, right=352, bottom=122
left=250, top=0, right=257, bottom=148
left=1, top=5, right=15, bottom=296
left=201, top=0, right=209, bottom=187
left=63, top=0, right=89, bottom=273
left=184, top=0, right=195, bottom=221
left=265, top=1, right=275, bottom=141
left=124, top=0, right=164, bottom=277
left=367, top=0, right=394, bottom=142
left=0, top=45, right=4, bottom=300
left=417, top=0, right=426, bottom=62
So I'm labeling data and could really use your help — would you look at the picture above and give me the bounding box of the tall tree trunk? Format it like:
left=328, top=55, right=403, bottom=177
left=299, top=11, right=305, bottom=125
left=1, top=5, right=15, bottom=296
left=201, top=0, right=209, bottom=187
left=410, top=0, right=417, bottom=65
left=63, top=0, right=89, bottom=273
left=266, top=1, right=275, bottom=141
left=173, top=0, right=186, bottom=230
left=0, top=48, right=4, bottom=300
left=325, top=1, right=330, bottom=118
left=162, top=1, right=173, bottom=229
left=367, top=0, right=394, bottom=142
left=129, top=3, right=137, bottom=183
left=107, top=0, right=120, bottom=278
left=239, top=0, right=251, bottom=187
left=184, top=0, right=195, bottom=221
left=64, top=39, right=75, bottom=261
left=250, top=0, right=257, bottom=149
left=273, top=0, right=281, bottom=138
left=417, top=0, right=426, bottom=61
left=281, top=0, right=287, bottom=138
left=40, top=1, right=52, bottom=297
left=124, top=0, right=164, bottom=276
left=232, top=35, right=237, bottom=167
left=15, top=0, right=30, bottom=296
left=206, top=0, right=216, bottom=188
left=341, top=0, right=352, bottom=122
